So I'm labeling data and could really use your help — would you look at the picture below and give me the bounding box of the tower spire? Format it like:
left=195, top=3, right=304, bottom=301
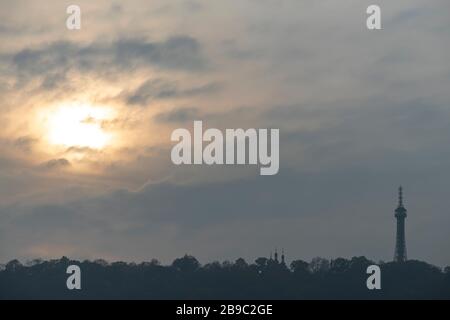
left=394, top=186, right=408, bottom=262
left=398, top=185, right=403, bottom=207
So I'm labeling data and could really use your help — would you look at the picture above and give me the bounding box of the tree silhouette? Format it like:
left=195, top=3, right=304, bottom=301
left=1, top=255, right=449, bottom=299
left=171, top=255, right=200, bottom=273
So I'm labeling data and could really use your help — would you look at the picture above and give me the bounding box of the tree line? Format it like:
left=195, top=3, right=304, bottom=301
left=1, top=255, right=450, bottom=299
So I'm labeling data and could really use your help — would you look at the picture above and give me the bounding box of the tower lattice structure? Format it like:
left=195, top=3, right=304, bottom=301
left=394, top=186, right=407, bottom=262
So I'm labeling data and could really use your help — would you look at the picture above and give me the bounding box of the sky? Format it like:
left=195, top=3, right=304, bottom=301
left=1, top=0, right=450, bottom=266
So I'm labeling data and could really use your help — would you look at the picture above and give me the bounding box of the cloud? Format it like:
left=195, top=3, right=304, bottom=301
left=3, top=164, right=450, bottom=265
left=41, top=158, right=71, bottom=170
left=8, top=36, right=207, bottom=89
left=113, top=36, right=206, bottom=71
left=183, top=0, right=204, bottom=12
left=125, top=79, right=220, bottom=106
left=154, top=107, right=201, bottom=123
left=110, top=3, right=123, bottom=15
left=65, top=146, right=98, bottom=154
left=13, top=136, right=38, bottom=152
left=127, top=79, right=178, bottom=105
left=0, top=23, right=27, bottom=35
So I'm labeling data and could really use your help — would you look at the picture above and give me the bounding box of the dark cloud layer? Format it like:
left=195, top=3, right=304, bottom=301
left=41, top=158, right=71, bottom=170
left=2, top=163, right=450, bottom=265
left=154, top=107, right=202, bottom=123
left=13, top=136, right=38, bottom=152
left=8, top=36, right=207, bottom=89
left=126, top=79, right=219, bottom=106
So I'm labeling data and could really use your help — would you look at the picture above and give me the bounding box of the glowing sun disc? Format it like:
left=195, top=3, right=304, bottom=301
left=47, top=104, right=112, bottom=149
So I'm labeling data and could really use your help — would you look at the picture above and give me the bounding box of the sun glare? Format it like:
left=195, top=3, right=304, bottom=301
left=47, top=104, right=113, bottom=149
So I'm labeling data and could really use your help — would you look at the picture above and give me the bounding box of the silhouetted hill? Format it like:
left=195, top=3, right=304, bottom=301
left=1, top=255, right=449, bottom=299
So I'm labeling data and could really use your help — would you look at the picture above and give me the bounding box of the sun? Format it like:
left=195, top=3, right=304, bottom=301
left=46, top=103, right=113, bottom=149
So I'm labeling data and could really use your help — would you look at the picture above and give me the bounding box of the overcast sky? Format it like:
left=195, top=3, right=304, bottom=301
left=1, top=0, right=450, bottom=266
